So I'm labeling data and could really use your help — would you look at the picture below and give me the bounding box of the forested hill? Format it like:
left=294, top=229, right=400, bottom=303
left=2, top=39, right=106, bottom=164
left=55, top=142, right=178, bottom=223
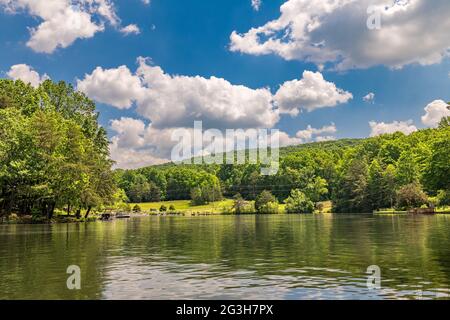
left=116, top=121, right=449, bottom=213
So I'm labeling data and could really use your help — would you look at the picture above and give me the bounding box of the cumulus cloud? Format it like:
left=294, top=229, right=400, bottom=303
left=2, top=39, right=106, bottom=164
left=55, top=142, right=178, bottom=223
left=421, top=100, right=450, bottom=127
left=251, top=0, right=261, bottom=11
left=295, top=123, right=337, bottom=142
left=109, top=117, right=297, bottom=168
left=230, top=0, right=450, bottom=70
left=274, top=71, right=352, bottom=115
left=363, top=92, right=375, bottom=103
left=369, top=120, right=417, bottom=137
left=77, top=65, right=144, bottom=109
left=120, top=24, right=140, bottom=35
left=135, top=58, right=279, bottom=129
left=78, top=58, right=351, bottom=130
left=0, top=0, right=133, bottom=53
left=6, top=64, right=49, bottom=87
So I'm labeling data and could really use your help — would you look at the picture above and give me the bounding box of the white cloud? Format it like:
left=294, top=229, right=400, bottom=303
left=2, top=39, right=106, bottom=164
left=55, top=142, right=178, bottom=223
left=0, top=0, right=128, bottom=53
left=109, top=116, right=305, bottom=168
left=363, top=92, right=375, bottom=103
left=135, top=58, right=278, bottom=130
left=274, top=71, right=352, bottom=115
left=78, top=58, right=279, bottom=129
left=369, top=120, right=417, bottom=137
left=78, top=59, right=352, bottom=130
left=421, top=100, right=450, bottom=127
left=6, top=64, right=49, bottom=87
left=295, top=123, right=337, bottom=142
left=142, top=0, right=150, bottom=5
left=230, top=0, right=450, bottom=70
left=275, top=123, right=337, bottom=147
left=251, top=0, right=261, bottom=11
left=120, top=24, right=141, bottom=35
left=77, top=65, right=144, bottom=109
left=109, top=117, right=180, bottom=168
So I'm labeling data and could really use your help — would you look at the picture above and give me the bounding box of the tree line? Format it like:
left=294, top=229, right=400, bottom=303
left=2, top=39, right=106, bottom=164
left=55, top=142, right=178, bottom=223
left=0, top=79, right=116, bottom=220
left=118, top=118, right=449, bottom=213
left=1, top=79, right=448, bottom=218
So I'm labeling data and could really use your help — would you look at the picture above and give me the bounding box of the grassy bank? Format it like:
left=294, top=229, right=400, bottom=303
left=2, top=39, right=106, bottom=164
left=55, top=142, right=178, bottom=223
left=130, top=199, right=333, bottom=215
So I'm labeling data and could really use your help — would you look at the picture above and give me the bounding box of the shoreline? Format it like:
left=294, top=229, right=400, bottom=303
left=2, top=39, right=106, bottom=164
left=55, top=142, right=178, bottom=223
left=2, top=211, right=450, bottom=225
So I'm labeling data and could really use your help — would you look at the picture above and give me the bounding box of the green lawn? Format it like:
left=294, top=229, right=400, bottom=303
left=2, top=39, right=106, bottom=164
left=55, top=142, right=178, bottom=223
left=131, top=199, right=235, bottom=213
left=131, top=199, right=332, bottom=214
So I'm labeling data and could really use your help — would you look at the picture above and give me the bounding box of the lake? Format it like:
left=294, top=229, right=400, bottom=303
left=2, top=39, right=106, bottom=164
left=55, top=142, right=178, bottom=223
left=0, top=214, right=449, bottom=300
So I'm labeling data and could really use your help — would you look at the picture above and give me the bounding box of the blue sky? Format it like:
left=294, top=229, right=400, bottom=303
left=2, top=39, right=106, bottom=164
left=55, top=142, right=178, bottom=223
left=1, top=0, right=449, bottom=168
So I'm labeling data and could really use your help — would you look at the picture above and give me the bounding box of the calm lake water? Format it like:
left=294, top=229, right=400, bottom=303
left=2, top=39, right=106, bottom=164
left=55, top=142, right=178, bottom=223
left=0, top=214, right=449, bottom=300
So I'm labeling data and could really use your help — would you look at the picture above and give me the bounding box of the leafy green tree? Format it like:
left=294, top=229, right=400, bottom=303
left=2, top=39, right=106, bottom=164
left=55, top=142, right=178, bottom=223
left=382, top=164, right=397, bottom=208
left=396, top=151, right=420, bottom=186
left=424, top=136, right=450, bottom=193
left=367, top=159, right=384, bottom=210
left=333, top=157, right=370, bottom=213
left=396, top=183, right=428, bottom=210
left=305, top=177, right=328, bottom=205
left=285, top=189, right=314, bottom=214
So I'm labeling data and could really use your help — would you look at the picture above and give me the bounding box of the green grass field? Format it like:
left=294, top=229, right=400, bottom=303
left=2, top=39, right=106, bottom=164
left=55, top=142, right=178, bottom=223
left=131, top=199, right=236, bottom=214
left=131, top=199, right=335, bottom=214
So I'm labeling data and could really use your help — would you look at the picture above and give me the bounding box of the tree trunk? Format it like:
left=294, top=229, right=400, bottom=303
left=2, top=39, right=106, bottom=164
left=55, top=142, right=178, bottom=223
left=48, top=202, right=56, bottom=220
left=75, top=208, right=81, bottom=219
left=84, top=206, right=92, bottom=219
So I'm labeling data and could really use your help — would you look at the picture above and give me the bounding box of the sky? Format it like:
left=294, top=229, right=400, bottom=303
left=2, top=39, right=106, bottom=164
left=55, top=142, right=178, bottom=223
left=0, top=0, right=449, bottom=168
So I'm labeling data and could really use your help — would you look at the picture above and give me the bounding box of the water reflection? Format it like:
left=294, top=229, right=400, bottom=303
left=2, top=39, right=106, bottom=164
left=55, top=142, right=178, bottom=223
left=0, top=214, right=449, bottom=299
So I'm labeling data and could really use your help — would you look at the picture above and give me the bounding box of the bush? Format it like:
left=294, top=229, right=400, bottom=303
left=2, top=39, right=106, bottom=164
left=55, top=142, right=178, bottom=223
left=159, top=205, right=167, bottom=212
left=258, top=201, right=279, bottom=214
left=437, top=190, right=450, bottom=207
left=395, top=183, right=428, bottom=210
left=285, top=189, right=314, bottom=214
left=169, top=204, right=176, bottom=211
left=132, top=204, right=142, bottom=213
left=232, top=193, right=254, bottom=214
left=255, top=190, right=278, bottom=214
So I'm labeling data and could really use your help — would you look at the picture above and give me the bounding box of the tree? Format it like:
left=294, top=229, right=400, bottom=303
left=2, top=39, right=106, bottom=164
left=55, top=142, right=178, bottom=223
left=285, top=189, right=314, bottom=214
left=232, top=193, right=248, bottom=214
left=169, top=204, right=176, bottom=211
left=382, top=164, right=397, bottom=208
left=396, top=183, right=428, bottom=210
left=396, top=151, right=420, bottom=186
left=367, top=159, right=384, bottom=210
left=333, top=157, right=370, bottom=213
left=424, top=137, right=450, bottom=193
left=255, top=190, right=278, bottom=214
left=132, top=204, right=142, bottom=213
left=0, top=80, right=115, bottom=219
left=159, top=205, right=167, bottom=212
left=305, top=177, right=328, bottom=205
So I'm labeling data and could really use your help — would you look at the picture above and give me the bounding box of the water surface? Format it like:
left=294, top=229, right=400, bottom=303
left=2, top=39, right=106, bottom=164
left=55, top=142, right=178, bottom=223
left=0, top=214, right=449, bottom=300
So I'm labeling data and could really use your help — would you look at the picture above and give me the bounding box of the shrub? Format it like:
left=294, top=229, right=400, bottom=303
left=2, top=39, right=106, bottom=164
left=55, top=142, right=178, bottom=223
left=232, top=193, right=254, bottom=214
left=285, top=189, right=314, bottom=214
left=159, top=205, right=167, bottom=212
left=437, top=190, right=450, bottom=207
left=258, top=201, right=279, bottom=214
left=255, top=190, right=278, bottom=214
left=169, top=204, right=176, bottom=211
left=132, top=204, right=142, bottom=213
